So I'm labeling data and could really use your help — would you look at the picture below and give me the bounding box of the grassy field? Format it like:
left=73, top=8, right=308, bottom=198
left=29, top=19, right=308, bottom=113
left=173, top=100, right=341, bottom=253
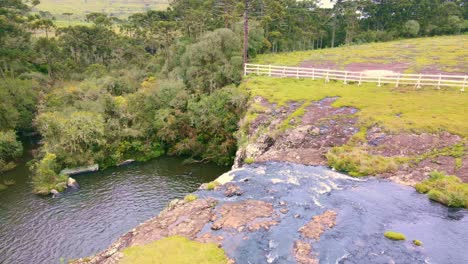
left=34, top=0, right=169, bottom=21
left=253, top=35, right=468, bottom=74
left=243, top=77, right=468, bottom=137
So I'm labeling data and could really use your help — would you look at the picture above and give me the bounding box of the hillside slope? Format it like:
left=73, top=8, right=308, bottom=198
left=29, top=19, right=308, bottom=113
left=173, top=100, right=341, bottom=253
left=237, top=36, right=468, bottom=186
left=34, top=0, right=169, bottom=20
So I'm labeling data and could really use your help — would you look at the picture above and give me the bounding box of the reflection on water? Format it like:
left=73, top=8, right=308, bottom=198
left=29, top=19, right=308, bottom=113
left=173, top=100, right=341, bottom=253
left=0, top=154, right=228, bottom=264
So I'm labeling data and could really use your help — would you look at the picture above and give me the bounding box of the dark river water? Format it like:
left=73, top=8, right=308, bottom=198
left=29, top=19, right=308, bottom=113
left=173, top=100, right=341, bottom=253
left=0, top=149, right=228, bottom=264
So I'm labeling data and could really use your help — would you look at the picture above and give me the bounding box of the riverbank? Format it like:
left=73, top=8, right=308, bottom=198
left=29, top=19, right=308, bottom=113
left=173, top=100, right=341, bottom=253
left=73, top=162, right=468, bottom=264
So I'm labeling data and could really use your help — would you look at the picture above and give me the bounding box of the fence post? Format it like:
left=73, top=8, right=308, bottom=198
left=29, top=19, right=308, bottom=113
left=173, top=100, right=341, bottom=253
left=437, top=74, right=442, bottom=90
left=358, top=72, right=362, bottom=86
left=326, top=69, right=330, bottom=82
left=416, top=74, right=422, bottom=88
left=377, top=75, right=382, bottom=87
left=396, top=75, right=400, bottom=88
left=296, top=67, right=299, bottom=79
left=269, top=65, right=272, bottom=76
left=256, top=64, right=260, bottom=75
left=282, top=67, right=286, bottom=77
left=312, top=68, right=315, bottom=80
left=462, top=76, right=467, bottom=92
left=244, top=64, right=247, bottom=76
left=344, top=72, right=348, bottom=84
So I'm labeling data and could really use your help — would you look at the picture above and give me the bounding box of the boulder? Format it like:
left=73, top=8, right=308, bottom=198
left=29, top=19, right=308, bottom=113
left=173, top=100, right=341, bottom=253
left=61, top=164, right=99, bottom=176
left=118, top=159, right=135, bottom=166
left=67, top=177, right=80, bottom=189
left=50, top=189, right=59, bottom=198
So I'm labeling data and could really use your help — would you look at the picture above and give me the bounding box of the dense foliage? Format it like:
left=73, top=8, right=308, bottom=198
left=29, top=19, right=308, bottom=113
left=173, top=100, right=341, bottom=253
left=0, top=0, right=466, bottom=193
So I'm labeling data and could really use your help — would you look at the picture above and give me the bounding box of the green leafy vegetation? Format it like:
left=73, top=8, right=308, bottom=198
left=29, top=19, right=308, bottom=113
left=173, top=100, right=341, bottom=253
left=384, top=231, right=406, bottom=241
left=0, top=184, right=7, bottom=191
left=244, top=157, right=255, bottom=165
left=184, top=194, right=198, bottom=202
left=0, top=131, right=24, bottom=174
left=121, top=236, right=228, bottom=264
left=415, top=171, right=468, bottom=208
left=326, top=146, right=399, bottom=177
left=30, top=153, right=68, bottom=195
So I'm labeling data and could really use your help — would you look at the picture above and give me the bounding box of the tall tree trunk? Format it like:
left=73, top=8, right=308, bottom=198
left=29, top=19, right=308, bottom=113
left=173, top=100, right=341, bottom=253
left=243, top=0, right=249, bottom=66
left=331, top=19, right=336, bottom=48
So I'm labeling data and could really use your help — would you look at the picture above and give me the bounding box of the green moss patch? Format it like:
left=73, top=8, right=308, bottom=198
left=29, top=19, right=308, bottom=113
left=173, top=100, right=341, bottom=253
left=121, top=236, right=229, bottom=264
left=206, top=181, right=220, bottom=190
left=184, top=194, right=198, bottom=202
left=384, top=231, right=406, bottom=241
left=415, top=171, right=468, bottom=208
left=413, top=240, right=423, bottom=246
left=244, top=157, right=255, bottom=164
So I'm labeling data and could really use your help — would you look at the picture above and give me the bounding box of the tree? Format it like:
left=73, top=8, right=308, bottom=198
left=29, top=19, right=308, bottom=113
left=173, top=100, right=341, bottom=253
left=403, top=20, right=420, bottom=37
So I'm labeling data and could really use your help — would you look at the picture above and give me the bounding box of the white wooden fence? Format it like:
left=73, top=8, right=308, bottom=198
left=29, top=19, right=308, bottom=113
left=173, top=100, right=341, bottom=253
left=244, top=63, right=467, bottom=91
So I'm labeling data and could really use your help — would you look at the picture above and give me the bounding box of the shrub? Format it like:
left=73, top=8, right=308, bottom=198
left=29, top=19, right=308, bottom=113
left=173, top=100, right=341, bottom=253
left=0, top=130, right=23, bottom=173
left=31, top=153, right=69, bottom=195
left=184, top=194, right=198, bottom=202
left=415, top=171, right=468, bottom=208
left=403, top=20, right=420, bottom=37
left=384, top=231, right=406, bottom=241
left=121, top=236, right=229, bottom=264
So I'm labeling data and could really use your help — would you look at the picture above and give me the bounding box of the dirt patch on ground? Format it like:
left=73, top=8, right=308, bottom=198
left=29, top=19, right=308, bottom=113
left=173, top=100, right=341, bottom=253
left=72, top=198, right=218, bottom=264
left=367, top=127, right=461, bottom=157
left=211, top=200, right=277, bottom=232
left=345, top=62, right=410, bottom=73
left=300, top=60, right=337, bottom=69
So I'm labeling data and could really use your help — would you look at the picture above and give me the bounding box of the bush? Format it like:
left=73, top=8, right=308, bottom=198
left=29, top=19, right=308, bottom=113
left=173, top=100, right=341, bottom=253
left=384, top=231, right=406, bottom=241
left=0, top=130, right=23, bottom=173
left=403, top=20, right=420, bottom=37
left=31, top=153, right=69, bottom=195
left=415, top=171, right=468, bottom=208
left=121, top=236, right=229, bottom=264
left=184, top=194, right=198, bottom=202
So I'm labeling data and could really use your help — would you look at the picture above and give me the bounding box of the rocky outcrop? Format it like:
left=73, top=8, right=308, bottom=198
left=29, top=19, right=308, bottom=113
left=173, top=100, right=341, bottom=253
left=211, top=200, right=277, bottom=232
left=61, top=164, right=99, bottom=176
left=236, top=96, right=467, bottom=185
left=73, top=198, right=218, bottom=264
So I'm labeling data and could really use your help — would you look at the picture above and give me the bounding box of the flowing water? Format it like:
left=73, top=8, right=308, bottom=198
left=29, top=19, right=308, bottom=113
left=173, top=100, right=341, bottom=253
left=0, top=148, right=228, bottom=264
left=196, top=162, right=468, bottom=264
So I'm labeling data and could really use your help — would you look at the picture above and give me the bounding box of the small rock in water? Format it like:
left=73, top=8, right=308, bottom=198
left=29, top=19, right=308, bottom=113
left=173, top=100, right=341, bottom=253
left=50, top=189, right=59, bottom=198
left=67, top=177, right=80, bottom=189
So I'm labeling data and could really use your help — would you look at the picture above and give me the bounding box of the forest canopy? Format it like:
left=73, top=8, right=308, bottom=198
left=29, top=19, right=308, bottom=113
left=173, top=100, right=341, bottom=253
left=1, top=0, right=467, bottom=194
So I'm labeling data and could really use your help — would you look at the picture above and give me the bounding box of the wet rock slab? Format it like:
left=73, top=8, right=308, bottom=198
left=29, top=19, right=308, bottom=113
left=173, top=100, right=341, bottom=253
left=76, top=163, right=468, bottom=264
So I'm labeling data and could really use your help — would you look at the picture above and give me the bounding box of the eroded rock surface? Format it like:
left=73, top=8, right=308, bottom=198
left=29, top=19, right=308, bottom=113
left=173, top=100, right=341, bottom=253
left=211, top=200, right=277, bottom=232
left=299, top=210, right=337, bottom=241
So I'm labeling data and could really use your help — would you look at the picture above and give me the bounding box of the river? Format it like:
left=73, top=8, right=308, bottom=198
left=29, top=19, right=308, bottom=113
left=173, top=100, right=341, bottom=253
left=0, top=148, right=228, bottom=264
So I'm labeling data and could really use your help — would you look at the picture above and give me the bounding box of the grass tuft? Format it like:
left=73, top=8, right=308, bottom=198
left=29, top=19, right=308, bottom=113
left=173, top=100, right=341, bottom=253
left=184, top=194, right=198, bottom=202
left=415, top=171, right=468, bottom=208
left=121, top=236, right=229, bottom=264
left=413, top=240, right=423, bottom=246
left=244, top=157, right=255, bottom=164
left=326, top=146, right=399, bottom=177
left=206, top=181, right=220, bottom=191
left=384, top=231, right=406, bottom=241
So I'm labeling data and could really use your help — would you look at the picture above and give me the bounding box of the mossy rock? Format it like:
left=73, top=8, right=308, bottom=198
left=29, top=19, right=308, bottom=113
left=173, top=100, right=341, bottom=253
left=184, top=194, right=198, bottom=202
left=384, top=231, right=406, bottom=241
left=206, top=181, right=220, bottom=190
left=121, top=236, right=229, bottom=264
left=244, top=157, right=255, bottom=165
left=413, top=240, right=423, bottom=246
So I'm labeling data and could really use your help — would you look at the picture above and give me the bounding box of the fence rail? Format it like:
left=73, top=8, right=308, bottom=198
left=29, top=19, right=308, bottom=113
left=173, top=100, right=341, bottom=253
left=244, top=63, right=467, bottom=91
